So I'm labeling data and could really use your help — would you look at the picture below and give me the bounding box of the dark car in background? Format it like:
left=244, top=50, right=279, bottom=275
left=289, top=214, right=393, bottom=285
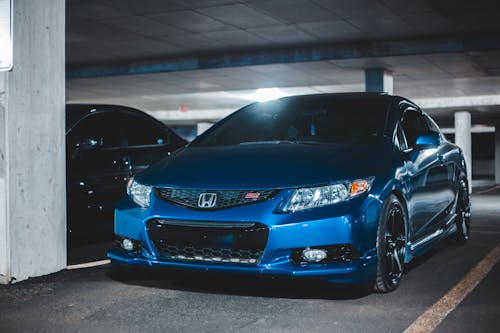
left=66, top=104, right=186, bottom=245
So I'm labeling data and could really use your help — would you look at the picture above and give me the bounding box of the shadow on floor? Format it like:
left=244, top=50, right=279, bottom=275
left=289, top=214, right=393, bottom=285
left=107, top=265, right=373, bottom=301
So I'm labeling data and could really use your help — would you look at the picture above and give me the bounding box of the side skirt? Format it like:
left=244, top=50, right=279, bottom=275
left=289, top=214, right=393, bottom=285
left=407, top=213, right=457, bottom=255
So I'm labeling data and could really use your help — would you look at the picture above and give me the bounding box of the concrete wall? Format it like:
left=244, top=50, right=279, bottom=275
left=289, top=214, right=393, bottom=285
left=0, top=74, right=7, bottom=281
left=0, top=0, right=65, bottom=283
left=455, top=112, right=472, bottom=192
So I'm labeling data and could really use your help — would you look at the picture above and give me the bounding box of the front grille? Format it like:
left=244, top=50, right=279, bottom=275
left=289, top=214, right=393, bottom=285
left=155, top=245, right=263, bottom=264
left=156, top=188, right=276, bottom=210
left=147, top=219, right=268, bottom=265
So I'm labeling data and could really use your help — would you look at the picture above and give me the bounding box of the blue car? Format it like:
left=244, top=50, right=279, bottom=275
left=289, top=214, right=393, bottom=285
left=108, top=93, right=470, bottom=292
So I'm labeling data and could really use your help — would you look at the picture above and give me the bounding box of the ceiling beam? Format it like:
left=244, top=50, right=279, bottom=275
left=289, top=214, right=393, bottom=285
left=414, top=95, right=500, bottom=110
left=67, top=34, right=500, bottom=80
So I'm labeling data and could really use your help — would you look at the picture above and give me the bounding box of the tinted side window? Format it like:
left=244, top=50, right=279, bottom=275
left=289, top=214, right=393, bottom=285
left=120, top=114, right=170, bottom=147
left=68, top=113, right=124, bottom=150
left=68, top=112, right=169, bottom=151
left=401, top=110, right=430, bottom=148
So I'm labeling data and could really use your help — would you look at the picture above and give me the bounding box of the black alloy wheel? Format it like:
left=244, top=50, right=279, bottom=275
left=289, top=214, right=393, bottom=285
left=374, top=195, right=407, bottom=293
left=452, top=179, right=471, bottom=245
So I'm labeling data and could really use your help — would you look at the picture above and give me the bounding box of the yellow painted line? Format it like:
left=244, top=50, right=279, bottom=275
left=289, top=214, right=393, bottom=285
left=403, top=243, right=500, bottom=333
left=474, top=185, right=500, bottom=195
left=66, top=259, right=111, bottom=270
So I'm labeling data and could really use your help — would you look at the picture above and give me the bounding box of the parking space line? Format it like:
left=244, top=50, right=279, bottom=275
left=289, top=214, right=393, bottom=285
left=66, top=259, right=111, bottom=270
left=403, top=242, right=500, bottom=333
left=474, top=185, right=500, bottom=195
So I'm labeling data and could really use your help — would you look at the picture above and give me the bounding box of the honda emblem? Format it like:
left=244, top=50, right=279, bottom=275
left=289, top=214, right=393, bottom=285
left=198, top=193, right=217, bottom=208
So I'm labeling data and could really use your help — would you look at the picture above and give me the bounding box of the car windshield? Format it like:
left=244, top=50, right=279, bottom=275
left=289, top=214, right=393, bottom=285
left=192, top=96, right=390, bottom=147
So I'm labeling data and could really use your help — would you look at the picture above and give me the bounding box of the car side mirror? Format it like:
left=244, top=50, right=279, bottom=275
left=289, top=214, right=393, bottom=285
left=415, top=132, right=440, bottom=149
left=72, top=138, right=103, bottom=160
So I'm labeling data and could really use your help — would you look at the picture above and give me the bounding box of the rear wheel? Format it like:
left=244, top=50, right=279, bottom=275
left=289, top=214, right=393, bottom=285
left=374, top=195, right=407, bottom=293
left=452, top=179, right=470, bottom=245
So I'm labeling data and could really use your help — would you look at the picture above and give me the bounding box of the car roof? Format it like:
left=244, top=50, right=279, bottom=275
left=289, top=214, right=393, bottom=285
left=65, top=104, right=165, bottom=134
left=275, top=92, right=400, bottom=103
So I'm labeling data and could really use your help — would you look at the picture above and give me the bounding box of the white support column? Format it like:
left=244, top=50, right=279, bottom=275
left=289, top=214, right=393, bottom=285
left=495, top=124, right=500, bottom=185
left=0, top=0, right=66, bottom=284
left=197, top=122, right=214, bottom=136
left=454, top=112, right=472, bottom=193
left=365, top=68, right=393, bottom=94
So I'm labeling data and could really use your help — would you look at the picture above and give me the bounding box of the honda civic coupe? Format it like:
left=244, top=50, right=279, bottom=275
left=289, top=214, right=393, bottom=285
left=108, top=93, right=470, bottom=292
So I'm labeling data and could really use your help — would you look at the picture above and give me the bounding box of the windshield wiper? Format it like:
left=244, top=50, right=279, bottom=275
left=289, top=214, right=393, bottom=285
left=292, top=140, right=325, bottom=145
left=239, top=140, right=295, bottom=145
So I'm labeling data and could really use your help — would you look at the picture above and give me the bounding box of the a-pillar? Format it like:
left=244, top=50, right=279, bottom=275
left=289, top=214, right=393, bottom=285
left=454, top=112, right=472, bottom=193
left=0, top=0, right=66, bottom=284
left=495, top=123, right=500, bottom=184
left=365, top=68, right=393, bottom=94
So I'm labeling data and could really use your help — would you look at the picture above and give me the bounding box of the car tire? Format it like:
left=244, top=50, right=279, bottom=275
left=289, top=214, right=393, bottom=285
left=451, top=179, right=470, bottom=245
left=374, top=194, right=407, bottom=293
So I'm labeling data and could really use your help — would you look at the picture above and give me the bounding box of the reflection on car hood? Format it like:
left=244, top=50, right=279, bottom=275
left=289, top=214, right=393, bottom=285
left=137, top=143, right=392, bottom=189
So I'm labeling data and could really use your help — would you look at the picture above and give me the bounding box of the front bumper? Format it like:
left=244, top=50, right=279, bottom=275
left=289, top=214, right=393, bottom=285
left=108, top=190, right=382, bottom=284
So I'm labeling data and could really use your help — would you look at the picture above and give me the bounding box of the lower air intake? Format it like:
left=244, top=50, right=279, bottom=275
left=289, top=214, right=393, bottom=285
left=147, top=219, right=268, bottom=265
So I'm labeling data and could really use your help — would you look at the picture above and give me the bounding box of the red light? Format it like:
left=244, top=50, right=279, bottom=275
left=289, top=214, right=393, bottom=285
left=245, top=192, right=261, bottom=199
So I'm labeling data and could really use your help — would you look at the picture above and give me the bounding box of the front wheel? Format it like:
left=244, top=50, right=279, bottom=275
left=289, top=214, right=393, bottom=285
left=374, top=195, right=407, bottom=293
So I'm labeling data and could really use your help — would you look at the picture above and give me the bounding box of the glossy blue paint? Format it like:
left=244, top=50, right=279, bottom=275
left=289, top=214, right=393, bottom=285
left=415, top=132, right=441, bottom=148
left=110, top=192, right=381, bottom=282
left=137, top=143, right=392, bottom=190
left=108, top=93, right=468, bottom=284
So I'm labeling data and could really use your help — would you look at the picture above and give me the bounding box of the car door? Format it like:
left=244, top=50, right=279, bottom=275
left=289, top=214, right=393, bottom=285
left=67, top=112, right=134, bottom=234
left=400, top=108, right=450, bottom=241
left=422, top=113, right=456, bottom=227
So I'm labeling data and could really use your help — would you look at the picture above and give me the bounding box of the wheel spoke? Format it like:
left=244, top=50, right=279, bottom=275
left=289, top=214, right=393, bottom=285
left=394, top=248, right=403, bottom=273
left=384, top=203, right=406, bottom=285
left=387, top=251, right=395, bottom=275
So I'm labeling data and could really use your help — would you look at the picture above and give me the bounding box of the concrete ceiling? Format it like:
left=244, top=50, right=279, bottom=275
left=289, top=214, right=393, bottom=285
left=66, top=0, right=500, bottom=125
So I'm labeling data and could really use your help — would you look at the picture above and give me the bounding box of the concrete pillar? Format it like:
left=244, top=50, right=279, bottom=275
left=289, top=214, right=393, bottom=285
left=197, top=122, right=213, bottom=136
left=495, top=124, right=500, bottom=184
left=365, top=68, right=393, bottom=94
left=454, top=112, right=472, bottom=193
left=0, top=0, right=66, bottom=284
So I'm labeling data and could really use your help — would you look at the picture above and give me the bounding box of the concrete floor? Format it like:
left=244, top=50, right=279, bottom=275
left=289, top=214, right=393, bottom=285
left=1, top=190, right=499, bottom=333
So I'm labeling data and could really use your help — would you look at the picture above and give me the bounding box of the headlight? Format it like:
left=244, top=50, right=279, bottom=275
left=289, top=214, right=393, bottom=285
left=280, top=177, right=374, bottom=213
left=126, top=177, right=152, bottom=208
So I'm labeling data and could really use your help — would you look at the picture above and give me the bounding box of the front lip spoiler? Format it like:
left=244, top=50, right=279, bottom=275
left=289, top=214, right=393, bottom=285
left=107, top=248, right=377, bottom=280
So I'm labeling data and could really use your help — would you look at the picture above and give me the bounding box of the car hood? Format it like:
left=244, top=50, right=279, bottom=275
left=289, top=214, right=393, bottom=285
left=137, top=142, right=392, bottom=189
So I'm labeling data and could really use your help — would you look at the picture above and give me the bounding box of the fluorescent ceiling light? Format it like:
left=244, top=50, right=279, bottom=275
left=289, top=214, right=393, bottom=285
left=237, top=87, right=289, bottom=102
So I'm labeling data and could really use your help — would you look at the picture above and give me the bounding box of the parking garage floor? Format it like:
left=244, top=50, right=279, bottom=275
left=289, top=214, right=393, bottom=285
left=1, top=189, right=499, bottom=333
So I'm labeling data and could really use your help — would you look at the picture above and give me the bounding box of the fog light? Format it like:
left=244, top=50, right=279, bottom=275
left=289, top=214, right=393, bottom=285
left=121, top=238, right=134, bottom=251
left=301, top=248, right=328, bottom=263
